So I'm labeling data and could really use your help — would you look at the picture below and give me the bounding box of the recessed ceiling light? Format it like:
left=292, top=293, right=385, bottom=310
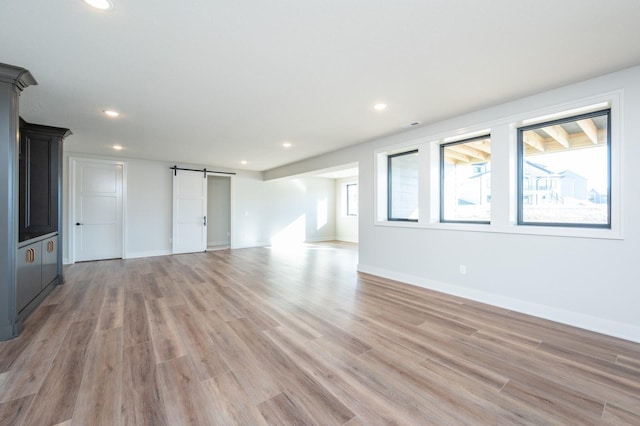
left=112, top=145, right=123, bottom=150
left=82, top=0, right=114, bottom=10
left=374, top=103, right=387, bottom=111
left=240, top=160, right=248, bottom=165
left=104, top=110, right=119, bottom=117
left=282, top=142, right=292, bottom=148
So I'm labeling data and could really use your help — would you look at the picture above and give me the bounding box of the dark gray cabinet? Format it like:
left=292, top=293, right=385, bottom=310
left=14, top=120, right=69, bottom=326
left=17, top=240, right=42, bottom=313
left=16, top=233, right=59, bottom=313
left=18, top=119, right=69, bottom=242
left=0, top=62, right=37, bottom=341
left=41, top=235, right=58, bottom=289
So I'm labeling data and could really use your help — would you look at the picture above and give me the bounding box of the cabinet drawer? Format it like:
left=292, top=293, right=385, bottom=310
left=17, top=243, right=42, bottom=312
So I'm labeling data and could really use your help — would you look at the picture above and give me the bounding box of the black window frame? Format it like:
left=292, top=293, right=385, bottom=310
left=346, top=183, right=358, bottom=216
left=440, top=135, right=492, bottom=224
left=387, top=149, right=419, bottom=222
left=517, top=109, right=611, bottom=228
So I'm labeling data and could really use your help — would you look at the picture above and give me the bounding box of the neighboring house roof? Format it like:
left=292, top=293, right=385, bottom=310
left=524, top=161, right=554, bottom=175
left=469, top=170, right=490, bottom=179
left=465, top=161, right=587, bottom=182
left=558, top=169, right=587, bottom=181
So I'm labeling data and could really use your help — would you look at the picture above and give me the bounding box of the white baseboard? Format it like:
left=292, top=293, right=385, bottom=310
left=335, top=236, right=358, bottom=243
left=231, top=241, right=270, bottom=250
left=208, top=240, right=231, bottom=247
left=125, top=249, right=172, bottom=259
left=357, top=263, right=640, bottom=344
left=305, top=236, right=336, bottom=243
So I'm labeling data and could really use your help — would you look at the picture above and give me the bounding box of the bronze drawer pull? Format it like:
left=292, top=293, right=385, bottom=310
left=26, top=248, right=35, bottom=263
left=48, top=241, right=54, bottom=253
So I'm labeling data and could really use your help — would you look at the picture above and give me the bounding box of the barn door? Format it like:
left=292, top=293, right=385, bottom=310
left=172, top=169, right=207, bottom=254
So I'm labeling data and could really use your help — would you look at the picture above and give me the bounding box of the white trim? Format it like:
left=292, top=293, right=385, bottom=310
left=305, top=236, right=336, bottom=243
left=229, top=175, right=237, bottom=250
left=232, top=241, right=270, bottom=249
left=372, top=220, right=623, bottom=240
left=69, top=157, right=127, bottom=263
left=203, top=172, right=236, bottom=250
left=357, top=263, right=640, bottom=344
left=207, top=245, right=230, bottom=252
left=121, top=162, right=128, bottom=258
left=126, top=250, right=172, bottom=259
left=444, top=128, right=491, bottom=143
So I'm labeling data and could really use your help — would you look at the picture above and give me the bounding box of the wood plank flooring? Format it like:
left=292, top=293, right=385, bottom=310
left=1, top=241, right=639, bottom=425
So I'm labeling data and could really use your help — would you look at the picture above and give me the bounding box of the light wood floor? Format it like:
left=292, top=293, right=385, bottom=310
left=1, top=242, right=639, bottom=425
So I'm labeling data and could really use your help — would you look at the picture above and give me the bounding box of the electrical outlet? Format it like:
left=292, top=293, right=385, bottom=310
left=459, top=264, right=467, bottom=275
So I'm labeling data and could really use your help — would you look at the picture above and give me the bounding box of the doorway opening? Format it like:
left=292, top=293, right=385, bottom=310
left=312, top=163, right=359, bottom=244
left=207, top=175, right=231, bottom=250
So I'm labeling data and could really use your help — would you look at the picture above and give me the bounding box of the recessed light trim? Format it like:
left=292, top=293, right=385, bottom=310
left=104, top=109, right=119, bottom=118
left=282, top=142, right=292, bottom=148
left=112, top=145, right=123, bottom=150
left=83, top=0, right=113, bottom=10
left=240, top=160, right=248, bottom=165
left=374, top=103, right=388, bottom=111
left=82, top=0, right=114, bottom=10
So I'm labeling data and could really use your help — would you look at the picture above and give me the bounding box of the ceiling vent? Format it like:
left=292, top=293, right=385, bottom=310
left=402, top=121, right=422, bottom=128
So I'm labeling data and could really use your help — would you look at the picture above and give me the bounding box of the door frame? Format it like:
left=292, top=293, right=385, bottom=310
left=69, top=157, right=127, bottom=264
left=210, top=172, right=236, bottom=250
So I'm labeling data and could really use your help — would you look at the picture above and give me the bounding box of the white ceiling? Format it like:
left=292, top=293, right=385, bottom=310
left=2, top=1, right=640, bottom=172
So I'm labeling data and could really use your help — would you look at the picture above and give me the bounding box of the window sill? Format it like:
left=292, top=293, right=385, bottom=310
left=373, top=220, right=623, bottom=240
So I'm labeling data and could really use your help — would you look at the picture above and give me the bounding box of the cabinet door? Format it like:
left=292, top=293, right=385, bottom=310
left=19, top=128, right=60, bottom=236
left=41, top=236, right=58, bottom=288
left=17, top=243, right=42, bottom=313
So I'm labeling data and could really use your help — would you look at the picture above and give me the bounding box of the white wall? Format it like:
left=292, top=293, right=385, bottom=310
left=335, top=177, right=358, bottom=243
left=264, top=65, right=640, bottom=343
left=62, top=155, right=336, bottom=262
left=207, top=176, right=231, bottom=247
left=63, top=155, right=174, bottom=261
left=233, top=174, right=336, bottom=247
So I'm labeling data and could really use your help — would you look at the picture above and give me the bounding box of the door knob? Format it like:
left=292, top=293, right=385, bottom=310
left=76, top=222, right=82, bottom=226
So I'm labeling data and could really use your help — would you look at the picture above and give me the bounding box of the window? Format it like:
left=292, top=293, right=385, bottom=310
left=388, top=150, right=419, bottom=221
left=374, top=96, right=618, bottom=239
left=346, top=183, right=358, bottom=216
left=440, top=135, right=491, bottom=223
left=518, top=109, right=610, bottom=228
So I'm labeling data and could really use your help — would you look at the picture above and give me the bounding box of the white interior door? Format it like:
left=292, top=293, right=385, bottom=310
left=173, top=170, right=207, bottom=254
left=73, top=159, right=124, bottom=262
